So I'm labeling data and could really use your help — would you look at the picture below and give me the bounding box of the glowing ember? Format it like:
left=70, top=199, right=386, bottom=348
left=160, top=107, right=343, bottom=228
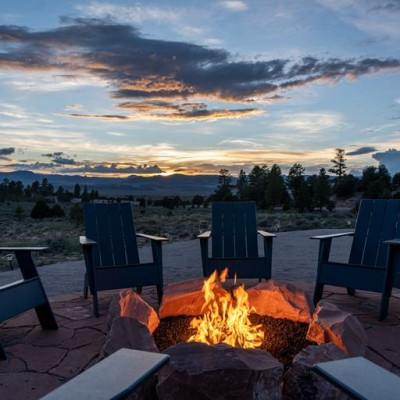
left=187, top=268, right=264, bottom=349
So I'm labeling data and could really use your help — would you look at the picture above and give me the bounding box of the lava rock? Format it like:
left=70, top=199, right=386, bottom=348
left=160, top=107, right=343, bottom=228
left=157, top=342, right=283, bottom=400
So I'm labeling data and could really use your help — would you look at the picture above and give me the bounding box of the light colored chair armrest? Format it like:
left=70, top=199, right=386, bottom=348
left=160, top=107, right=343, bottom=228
left=136, top=233, right=168, bottom=242
left=311, top=231, right=354, bottom=240
left=198, top=231, right=211, bottom=239
left=383, top=238, right=400, bottom=246
left=0, top=247, right=48, bottom=252
left=79, top=236, right=97, bottom=246
left=257, top=230, right=276, bottom=238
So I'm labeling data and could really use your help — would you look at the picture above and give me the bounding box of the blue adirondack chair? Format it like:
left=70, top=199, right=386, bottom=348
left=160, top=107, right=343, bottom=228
left=0, top=247, right=58, bottom=359
left=313, top=199, right=400, bottom=320
left=198, top=201, right=275, bottom=280
left=80, top=202, right=167, bottom=317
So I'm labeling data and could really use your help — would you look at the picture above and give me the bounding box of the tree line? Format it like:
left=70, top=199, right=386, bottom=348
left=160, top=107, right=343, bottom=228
left=210, top=149, right=400, bottom=212
left=0, top=178, right=100, bottom=203
left=2, top=149, right=400, bottom=214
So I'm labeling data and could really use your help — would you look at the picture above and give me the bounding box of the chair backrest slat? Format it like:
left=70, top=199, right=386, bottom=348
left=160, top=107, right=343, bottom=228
left=120, top=203, right=140, bottom=264
left=83, top=203, right=139, bottom=267
left=95, top=204, right=115, bottom=266
left=362, top=200, right=386, bottom=266
left=349, top=199, right=400, bottom=267
left=377, top=201, right=400, bottom=266
left=108, top=204, right=127, bottom=266
left=211, top=202, right=258, bottom=258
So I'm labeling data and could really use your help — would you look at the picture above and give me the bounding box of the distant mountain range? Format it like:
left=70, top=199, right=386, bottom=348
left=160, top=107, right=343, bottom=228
left=0, top=170, right=223, bottom=197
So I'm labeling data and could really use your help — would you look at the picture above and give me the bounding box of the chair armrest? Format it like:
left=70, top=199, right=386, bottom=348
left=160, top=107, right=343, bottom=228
left=198, top=231, right=211, bottom=239
left=383, top=238, right=400, bottom=246
left=311, top=231, right=354, bottom=240
left=257, top=230, right=276, bottom=238
left=0, top=247, right=48, bottom=252
left=136, top=233, right=168, bottom=242
left=79, top=236, right=97, bottom=246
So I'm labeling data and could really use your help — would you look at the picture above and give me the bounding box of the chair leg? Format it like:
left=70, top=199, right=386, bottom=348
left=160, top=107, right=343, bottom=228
left=0, top=343, right=6, bottom=360
left=313, top=283, right=324, bottom=305
left=347, top=288, right=356, bottom=296
left=379, top=293, right=389, bottom=321
left=83, top=273, right=88, bottom=299
left=136, top=286, right=143, bottom=294
left=156, top=285, right=163, bottom=304
left=92, top=291, right=100, bottom=318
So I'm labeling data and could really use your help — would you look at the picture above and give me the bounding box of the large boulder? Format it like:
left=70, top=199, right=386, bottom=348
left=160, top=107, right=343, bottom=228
left=159, top=278, right=228, bottom=319
left=107, top=289, right=159, bottom=334
left=306, top=300, right=366, bottom=356
left=103, top=317, right=158, bottom=356
left=282, top=343, right=349, bottom=400
left=247, top=280, right=313, bottom=323
left=157, top=342, right=283, bottom=400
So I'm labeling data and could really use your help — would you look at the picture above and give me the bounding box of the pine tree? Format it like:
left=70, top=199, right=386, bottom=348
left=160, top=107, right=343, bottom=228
left=329, top=148, right=347, bottom=177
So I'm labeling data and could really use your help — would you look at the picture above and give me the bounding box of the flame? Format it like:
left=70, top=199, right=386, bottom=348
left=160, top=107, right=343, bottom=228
left=187, top=268, right=264, bottom=349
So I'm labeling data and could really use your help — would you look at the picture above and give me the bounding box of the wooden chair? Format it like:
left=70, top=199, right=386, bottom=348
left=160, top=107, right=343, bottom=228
left=198, top=201, right=275, bottom=280
left=313, top=199, right=400, bottom=320
left=0, top=247, right=58, bottom=359
left=81, top=203, right=167, bottom=317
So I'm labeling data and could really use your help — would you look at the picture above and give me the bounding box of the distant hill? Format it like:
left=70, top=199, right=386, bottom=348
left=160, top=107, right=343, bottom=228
left=0, top=170, right=223, bottom=197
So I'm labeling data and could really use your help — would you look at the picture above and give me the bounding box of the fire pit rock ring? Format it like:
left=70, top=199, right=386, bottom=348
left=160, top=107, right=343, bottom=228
left=104, top=278, right=366, bottom=399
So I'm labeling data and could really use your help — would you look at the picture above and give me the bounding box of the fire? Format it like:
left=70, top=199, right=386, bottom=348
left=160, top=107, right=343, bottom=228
left=187, top=268, right=264, bottom=349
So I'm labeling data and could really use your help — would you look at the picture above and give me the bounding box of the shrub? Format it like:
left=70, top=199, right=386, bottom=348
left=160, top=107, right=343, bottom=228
left=51, top=204, right=65, bottom=217
left=69, top=204, right=83, bottom=225
left=31, top=200, right=51, bottom=219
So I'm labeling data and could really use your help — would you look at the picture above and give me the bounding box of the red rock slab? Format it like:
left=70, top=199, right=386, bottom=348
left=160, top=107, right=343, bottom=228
left=1, top=309, right=38, bottom=328
left=307, top=300, right=367, bottom=357
left=0, top=356, right=26, bottom=373
left=0, top=371, right=62, bottom=400
left=158, top=278, right=228, bottom=319
left=282, top=343, right=348, bottom=400
left=24, top=326, right=74, bottom=346
left=103, top=317, right=158, bottom=356
left=248, top=280, right=313, bottom=323
left=49, top=341, right=104, bottom=379
left=53, top=305, right=92, bottom=321
left=7, top=343, right=67, bottom=373
left=365, top=324, right=400, bottom=367
left=60, top=327, right=106, bottom=349
left=157, top=342, right=283, bottom=400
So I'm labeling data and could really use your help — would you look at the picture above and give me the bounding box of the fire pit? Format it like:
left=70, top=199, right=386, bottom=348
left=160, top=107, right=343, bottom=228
left=104, top=273, right=367, bottom=399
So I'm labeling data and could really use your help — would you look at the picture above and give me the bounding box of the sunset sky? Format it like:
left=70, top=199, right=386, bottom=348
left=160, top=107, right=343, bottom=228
left=0, top=0, right=400, bottom=177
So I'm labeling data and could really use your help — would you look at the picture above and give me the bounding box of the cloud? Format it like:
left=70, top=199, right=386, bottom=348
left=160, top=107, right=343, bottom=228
left=347, top=146, right=377, bottom=156
left=62, top=107, right=262, bottom=121
left=0, top=147, right=15, bottom=156
left=221, top=1, right=248, bottom=12
left=41, top=151, right=76, bottom=165
left=0, top=18, right=399, bottom=122
left=274, top=112, right=343, bottom=133
left=372, top=148, right=400, bottom=174
left=61, top=163, right=163, bottom=174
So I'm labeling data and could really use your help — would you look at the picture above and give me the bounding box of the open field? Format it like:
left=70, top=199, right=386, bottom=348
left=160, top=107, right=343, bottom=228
left=0, top=201, right=356, bottom=271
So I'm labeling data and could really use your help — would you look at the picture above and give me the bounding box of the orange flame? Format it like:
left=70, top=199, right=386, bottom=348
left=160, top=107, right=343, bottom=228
left=187, top=268, right=264, bottom=349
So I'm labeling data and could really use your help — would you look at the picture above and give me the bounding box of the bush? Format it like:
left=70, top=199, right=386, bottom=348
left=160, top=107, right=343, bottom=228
left=69, top=204, right=83, bottom=225
left=51, top=204, right=65, bottom=217
left=31, top=200, right=52, bottom=219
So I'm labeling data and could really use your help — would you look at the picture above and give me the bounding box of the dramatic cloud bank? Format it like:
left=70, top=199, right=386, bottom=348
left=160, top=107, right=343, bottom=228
left=372, top=148, right=400, bottom=174
left=0, top=18, right=399, bottom=121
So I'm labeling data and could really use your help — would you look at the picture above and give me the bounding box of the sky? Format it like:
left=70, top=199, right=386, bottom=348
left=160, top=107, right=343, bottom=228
left=0, top=0, right=400, bottom=178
